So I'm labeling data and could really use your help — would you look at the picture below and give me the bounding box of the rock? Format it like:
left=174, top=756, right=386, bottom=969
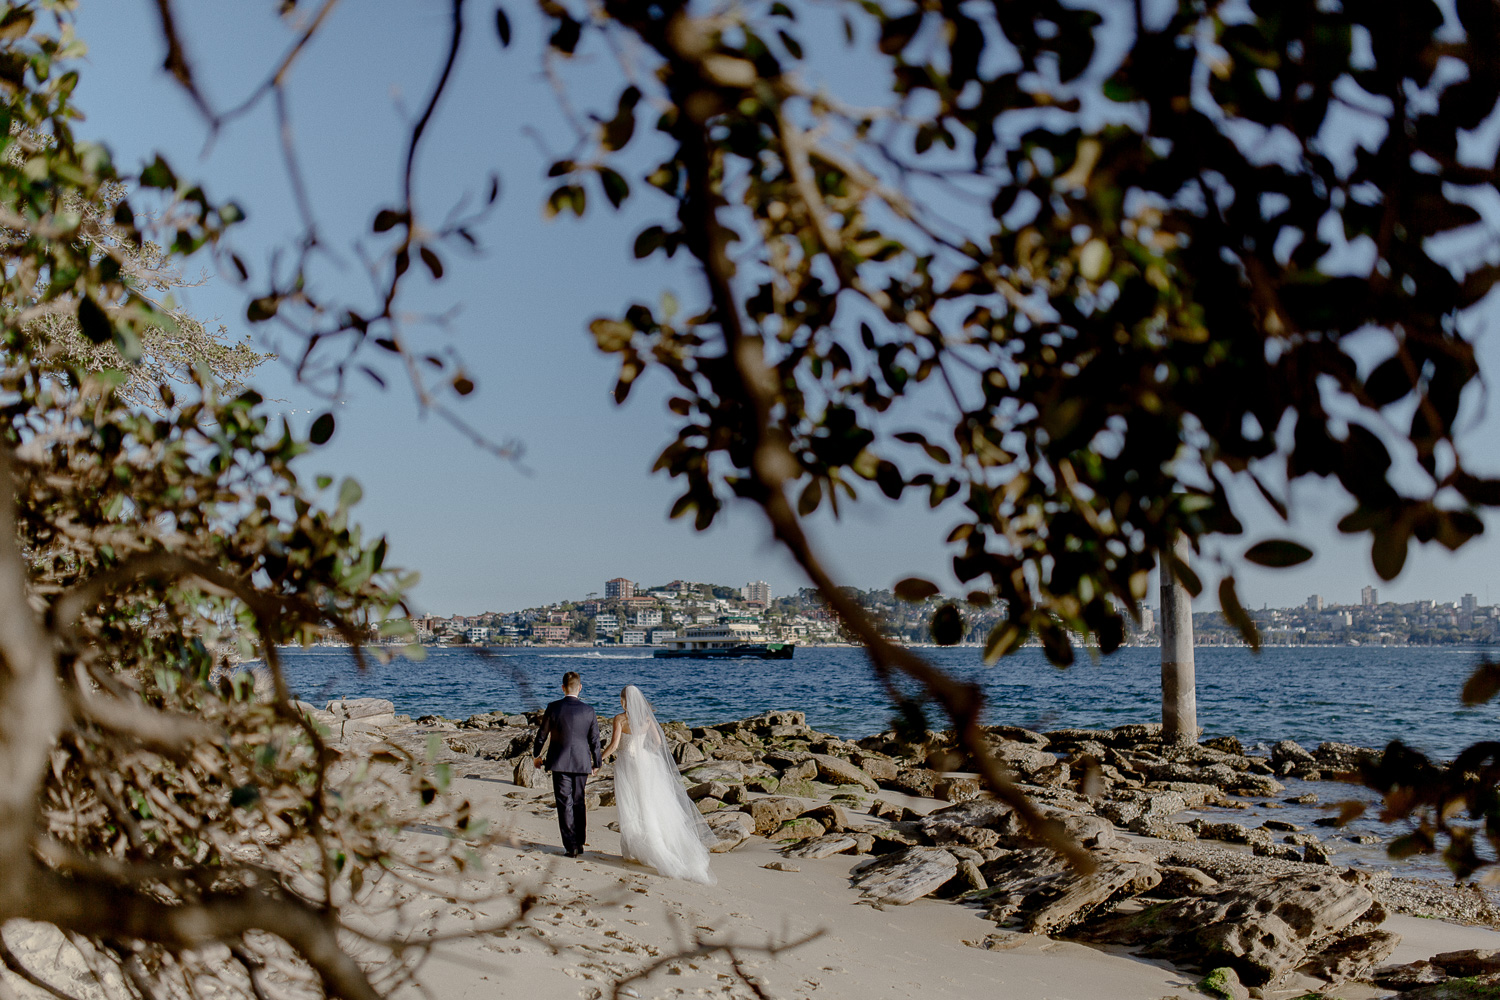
left=780, top=759, right=819, bottom=783
left=327, top=697, right=396, bottom=720
left=682, top=761, right=750, bottom=783
left=1033, top=762, right=1072, bottom=788
left=1433, top=949, right=1500, bottom=978
left=871, top=822, right=924, bottom=850
left=988, top=741, right=1060, bottom=779
left=1303, top=843, right=1335, bottom=866
left=744, top=797, right=804, bottom=835
left=762, top=861, right=800, bottom=872
left=851, top=832, right=876, bottom=854
left=1373, top=961, right=1449, bottom=990
left=1054, top=811, right=1118, bottom=849
left=1263, top=819, right=1301, bottom=832
left=1134, top=821, right=1197, bottom=842
left=1252, top=841, right=1304, bottom=862
left=800, top=803, right=849, bottom=832
left=935, top=859, right=988, bottom=898
left=784, top=834, right=858, bottom=860
left=713, top=748, right=756, bottom=762
left=1385, top=973, right=1500, bottom=999
left=852, top=847, right=959, bottom=904
left=721, top=784, right=751, bottom=806
left=978, top=848, right=1161, bottom=934
left=695, top=797, right=724, bottom=814
left=704, top=809, right=755, bottom=852
left=918, top=800, right=1021, bottom=843
left=688, top=781, right=729, bottom=801
left=674, top=742, right=707, bottom=766
left=1195, top=821, right=1255, bottom=845
left=1202, top=736, right=1244, bottom=755
left=1225, top=772, right=1285, bottom=797
left=1156, top=866, right=1219, bottom=897
left=869, top=799, right=904, bottom=821
left=1197, top=966, right=1250, bottom=1000
left=934, top=776, right=983, bottom=802
left=1286, top=792, right=1319, bottom=805
left=763, top=748, right=813, bottom=770
left=851, top=754, right=900, bottom=782
left=884, top=767, right=942, bottom=798
left=776, top=817, right=827, bottom=841
left=444, top=730, right=533, bottom=760
left=1270, top=739, right=1317, bottom=776
left=812, top=754, right=880, bottom=792
left=1300, top=929, right=1400, bottom=982
left=1087, top=873, right=1380, bottom=986
left=1313, top=741, right=1380, bottom=773
left=513, top=756, right=543, bottom=789
left=985, top=725, right=1050, bottom=747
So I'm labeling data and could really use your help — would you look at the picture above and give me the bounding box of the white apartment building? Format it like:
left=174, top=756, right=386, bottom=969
left=631, top=609, right=663, bottom=627
left=466, top=626, right=491, bottom=643
left=620, top=628, right=647, bottom=646
left=594, top=613, right=620, bottom=632
left=744, top=580, right=771, bottom=604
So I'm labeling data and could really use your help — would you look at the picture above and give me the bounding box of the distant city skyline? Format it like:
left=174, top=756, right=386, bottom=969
left=70, top=5, right=1500, bottom=618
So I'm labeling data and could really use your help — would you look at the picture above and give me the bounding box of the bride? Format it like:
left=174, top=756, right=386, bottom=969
left=601, top=685, right=716, bottom=884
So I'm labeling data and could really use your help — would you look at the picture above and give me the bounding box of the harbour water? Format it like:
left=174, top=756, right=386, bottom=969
left=280, top=644, right=1496, bottom=759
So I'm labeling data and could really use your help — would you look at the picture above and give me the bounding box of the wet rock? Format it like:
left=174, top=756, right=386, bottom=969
left=1253, top=841, right=1304, bottom=862
left=1085, top=872, right=1382, bottom=986
left=1300, top=929, right=1400, bottom=982
left=1197, top=966, right=1250, bottom=1000
left=852, top=846, right=960, bottom=904
left=1263, top=819, right=1302, bottom=832
left=812, top=753, right=880, bottom=792
left=1271, top=740, right=1317, bottom=776
left=1202, top=736, right=1244, bottom=756
left=743, top=796, right=804, bottom=835
left=1313, top=741, right=1380, bottom=773
left=784, top=834, right=858, bottom=860
left=1286, top=792, right=1319, bottom=805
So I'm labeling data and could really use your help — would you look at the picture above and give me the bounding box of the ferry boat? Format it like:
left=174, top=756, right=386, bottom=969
left=652, top=623, right=795, bottom=660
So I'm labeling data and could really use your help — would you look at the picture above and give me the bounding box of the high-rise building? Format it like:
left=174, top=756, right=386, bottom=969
left=1307, top=595, right=1323, bottom=612
left=605, top=577, right=635, bottom=600
left=1361, top=585, right=1377, bottom=608
left=744, top=580, right=771, bottom=604
left=1139, top=605, right=1155, bottom=634
left=1462, top=593, right=1478, bottom=616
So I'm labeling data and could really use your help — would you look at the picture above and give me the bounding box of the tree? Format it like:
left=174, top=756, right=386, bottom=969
left=90, top=0, right=1500, bottom=896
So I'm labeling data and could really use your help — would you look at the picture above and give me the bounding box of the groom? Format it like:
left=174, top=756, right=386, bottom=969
left=531, top=671, right=601, bottom=858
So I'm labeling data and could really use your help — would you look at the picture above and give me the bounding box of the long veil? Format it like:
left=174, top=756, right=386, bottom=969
left=620, top=685, right=716, bottom=883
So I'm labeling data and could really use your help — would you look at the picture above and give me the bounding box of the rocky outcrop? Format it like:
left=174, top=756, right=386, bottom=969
left=978, top=847, right=1161, bottom=934
left=852, top=847, right=959, bottom=904
left=1085, top=872, right=1380, bottom=985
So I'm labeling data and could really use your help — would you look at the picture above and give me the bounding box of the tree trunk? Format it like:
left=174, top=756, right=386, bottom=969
left=1160, top=532, right=1197, bottom=744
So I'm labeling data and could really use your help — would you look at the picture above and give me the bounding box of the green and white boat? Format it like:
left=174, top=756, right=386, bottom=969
left=652, top=624, right=796, bottom=659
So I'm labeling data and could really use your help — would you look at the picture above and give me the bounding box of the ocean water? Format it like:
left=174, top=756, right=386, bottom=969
left=277, top=644, right=1498, bottom=759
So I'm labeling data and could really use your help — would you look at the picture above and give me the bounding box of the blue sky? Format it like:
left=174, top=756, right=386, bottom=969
left=68, top=2, right=1500, bottom=614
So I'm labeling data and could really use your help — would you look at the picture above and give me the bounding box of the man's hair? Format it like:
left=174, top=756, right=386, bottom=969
left=562, top=671, right=582, bottom=691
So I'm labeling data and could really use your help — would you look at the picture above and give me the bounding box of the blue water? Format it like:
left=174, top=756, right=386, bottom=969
left=277, top=644, right=1498, bottom=759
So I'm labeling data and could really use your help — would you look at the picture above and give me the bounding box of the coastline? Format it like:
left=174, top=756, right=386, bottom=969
left=263, top=697, right=1500, bottom=1000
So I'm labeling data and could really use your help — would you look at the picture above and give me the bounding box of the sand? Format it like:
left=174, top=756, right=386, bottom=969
left=388, top=773, right=1500, bottom=1000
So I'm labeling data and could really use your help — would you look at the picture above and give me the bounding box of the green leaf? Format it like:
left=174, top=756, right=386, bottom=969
left=893, top=577, right=940, bottom=602
left=420, top=245, right=444, bottom=279
left=373, top=208, right=404, bottom=232
left=931, top=603, right=964, bottom=645
left=78, top=296, right=112, bottom=345
left=139, top=154, right=177, bottom=190
left=634, top=225, right=666, bottom=258
left=1243, top=539, right=1314, bottom=568
left=339, top=477, right=364, bottom=510
left=1218, top=576, right=1260, bottom=652
left=309, top=412, right=335, bottom=445
left=599, top=166, right=630, bottom=209
left=983, top=622, right=1023, bottom=663
left=1461, top=660, right=1500, bottom=706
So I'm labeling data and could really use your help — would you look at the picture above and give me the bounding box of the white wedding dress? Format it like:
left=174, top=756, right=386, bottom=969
left=612, top=686, right=716, bottom=885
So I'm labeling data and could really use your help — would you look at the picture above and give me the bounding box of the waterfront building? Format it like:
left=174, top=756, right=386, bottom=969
left=744, top=580, right=771, bottom=604
left=605, top=577, right=636, bottom=600
left=466, top=626, right=491, bottom=643
left=620, top=628, right=647, bottom=646
left=594, top=613, right=620, bottom=632
left=631, top=608, right=663, bottom=627
left=532, top=623, right=570, bottom=643
left=647, top=626, right=680, bottom=644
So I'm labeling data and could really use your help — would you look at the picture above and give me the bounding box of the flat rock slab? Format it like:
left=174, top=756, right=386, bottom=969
left=853, top=846, right=958, bottom=905
left=811, top=754, right=880, bottom=792
left=326, top=698, right=396, bottom=719
left=1087, top=872, right=1380, bottom=986
left=784, top=834, right=857, bottom=860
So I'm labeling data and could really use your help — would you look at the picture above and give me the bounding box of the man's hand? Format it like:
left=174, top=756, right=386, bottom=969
left=590, top=768, right=598, bottom=776
left=532, top=757, right=544, bottom=769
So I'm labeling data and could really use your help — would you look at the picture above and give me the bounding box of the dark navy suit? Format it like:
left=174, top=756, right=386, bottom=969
left=532, top=695, right=601, bottom=854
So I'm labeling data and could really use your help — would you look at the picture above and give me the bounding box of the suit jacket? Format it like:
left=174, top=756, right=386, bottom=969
left=532, top=696, right=601, bottom=773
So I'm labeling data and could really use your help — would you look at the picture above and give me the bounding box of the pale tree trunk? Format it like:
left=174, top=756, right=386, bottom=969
left=1160, top=532, right=1198, bottom=744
